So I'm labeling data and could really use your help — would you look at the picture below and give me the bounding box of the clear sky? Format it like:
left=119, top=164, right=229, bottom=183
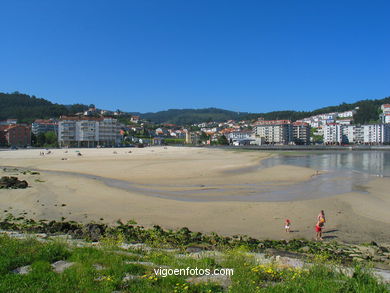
left=1, top=0, right=389, bottom=113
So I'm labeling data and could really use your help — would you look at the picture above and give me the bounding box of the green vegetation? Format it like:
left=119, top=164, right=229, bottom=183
left=0, top=234, right=388, bottom=292
left=32, top=131, right=58, bottom=147
left=310, top=128, right=323, bottom=144
left=164, top=138, right=185, bottom=145
left=216, top=135, right=229, bottom=145
left=2, top=91, right=390, bottom=125
left=0, top=92, right=88, bottom=123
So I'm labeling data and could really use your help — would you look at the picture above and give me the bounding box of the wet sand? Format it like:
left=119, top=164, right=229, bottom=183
left=1, top=147, right=390, bottom=244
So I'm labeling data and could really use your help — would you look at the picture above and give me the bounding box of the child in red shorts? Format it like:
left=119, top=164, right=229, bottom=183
left=315, top=219, right=324, bottom=240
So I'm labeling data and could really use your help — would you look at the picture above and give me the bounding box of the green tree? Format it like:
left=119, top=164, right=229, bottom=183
left=217, top=135, right=229, bottom=145
left=44, top=131, right=57, bottom=146
left=36, top=133, right=46, bottom=146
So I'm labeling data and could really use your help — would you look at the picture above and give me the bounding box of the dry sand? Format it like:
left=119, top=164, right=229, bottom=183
left=1, top=146, right=390, bottom=244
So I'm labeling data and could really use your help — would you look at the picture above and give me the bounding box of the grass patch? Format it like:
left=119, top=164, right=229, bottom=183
left=0, top=235, right=388, bottom=292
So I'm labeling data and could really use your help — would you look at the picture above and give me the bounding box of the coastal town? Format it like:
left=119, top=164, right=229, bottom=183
left=1, top=104, right=390, bottom=148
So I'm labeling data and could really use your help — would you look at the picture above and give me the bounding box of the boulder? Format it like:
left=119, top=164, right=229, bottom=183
left=51, top=260, right=74, bottom=273
left=0, top=176, right=28, bottom=189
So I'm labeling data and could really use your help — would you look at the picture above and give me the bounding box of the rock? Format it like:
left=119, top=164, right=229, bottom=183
left=0, top=176, right=28, bottom=189
left=379, top=246, right=390, bottom=253
left=373, top=268, right=390, bottom=283
left=124, top=261, right=156, bottom=267
left=119, top=243, right=152, bottom=251
left=122, top=274, right=139, bottom=282
left=187, top=274, right=231, bottom=289
left=51, top=260, right=74, bottom=273
left=352, top=257, right=365, bottom=262
left=356, top=246, right=377, bottom=257
left=83, top=224, right=105, bottom=241
left=13, top=265, right=31, bottom=275
left=93, top=264, right=105, bottom=271
left=185, top=246, right=203, bottom=253
left=300, top=246, right=310, bottom=253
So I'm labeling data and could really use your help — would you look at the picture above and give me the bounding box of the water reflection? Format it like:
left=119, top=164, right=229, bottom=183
left=262, top=151, right=390, bottom=177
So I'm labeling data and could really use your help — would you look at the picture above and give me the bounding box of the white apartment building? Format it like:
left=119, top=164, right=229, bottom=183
left=325, top=123, right=390, bottom=144
left=323, top=124, right=343, bottom=144
left=363, top=124, right=390, bottom=144
left=58, top=116, right=123, bottom=147
left=337, top=110, right=356, bottom=118
left=341, top=125, right=364, bottom=144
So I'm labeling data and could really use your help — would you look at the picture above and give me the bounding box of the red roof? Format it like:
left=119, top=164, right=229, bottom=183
left=255, top=120, right=291, bottom=126
left=59, top=116, right=103, bottom=121
left=292, top=121, right=309, bottom=126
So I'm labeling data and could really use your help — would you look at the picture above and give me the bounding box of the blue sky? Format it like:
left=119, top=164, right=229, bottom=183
left=1, top=0, right=389, bottom=113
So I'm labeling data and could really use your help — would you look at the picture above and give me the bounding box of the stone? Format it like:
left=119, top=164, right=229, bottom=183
left=185, top=246, right=203, bottom=253
left=51, top=260, right=74, bottom=273
left=0, top=176, right=28, bottom=189
left=373, top=268, right=390, bottom=283
left=352, top=257, right=365, bottom=262
left=122, top=274, right=139, bottom=282
left=13, top=265, right=31, bottom=275
left=300, top=246, right=310, bottom=253
left=93, top=264, right=105, bottom=271
left=124, top=261, right=156, bottom=266
left=187, top=274, right=231, bottom=289
left=84, top=223, right=105, bottom=241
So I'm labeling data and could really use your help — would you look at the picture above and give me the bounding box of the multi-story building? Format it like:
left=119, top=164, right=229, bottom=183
left=292, top=122, right=311, bottom=145
left=380, top=104, right=390, bottom=123
left=254, top=119, right=293, bottom=145
left=227, top=130, right=254, bottom=145
left=32, top=119, right=58, bottom=135
left=363, top=124, right=390, bottom=144
left=341, top=125, right=362, bottom=144
left=337, top=110, right=357, bottom=118
left=323, top=124, right=343, bottom=144
left=0, top=124, right=31, bottom=147
left=58, top=116, right=123, bottom=147
left=185, top=131, right=199, bottom=144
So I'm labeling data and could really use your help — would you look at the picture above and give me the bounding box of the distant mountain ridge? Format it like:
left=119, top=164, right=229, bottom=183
left=1, top=91, right=389, bottom=125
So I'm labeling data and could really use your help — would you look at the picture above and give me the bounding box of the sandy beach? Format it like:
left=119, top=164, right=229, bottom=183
left=1, top=146, right=390, bottom=244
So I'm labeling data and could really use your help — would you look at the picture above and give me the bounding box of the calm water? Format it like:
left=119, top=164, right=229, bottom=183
left=262, top=151, right=390, bottom=177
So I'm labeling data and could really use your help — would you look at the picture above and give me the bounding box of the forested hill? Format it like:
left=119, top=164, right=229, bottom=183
left=1, top=91, right=389, bottom=125
left=0, top=92, right=88, bottom=123
left=138, top=108, right=248, bottom=124
left=135, top=96, right=390, bottom=124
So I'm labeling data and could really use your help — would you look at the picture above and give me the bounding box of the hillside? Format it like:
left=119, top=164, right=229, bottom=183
left=0, top=92, right=88, bottom=123
left=1, top=91, right=389, bottom=125
left=133, top=96, right=390, bottom=124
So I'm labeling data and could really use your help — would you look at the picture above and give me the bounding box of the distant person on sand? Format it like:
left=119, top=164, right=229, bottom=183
left=285, top=219, right=291, bottom=233
left=315, top=218, right=325, bottom=240
left=317, top=210, right=326, bottom=226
